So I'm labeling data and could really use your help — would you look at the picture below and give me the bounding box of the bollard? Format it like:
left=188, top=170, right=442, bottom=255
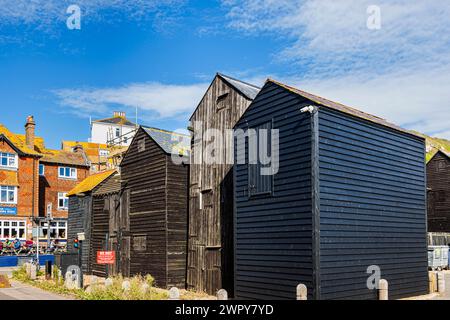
left=122, top=280, right=131, bottom=292
left=296, top=284, right=307, bottom=300
left=25, top=263, right=32, bottom=278
left=141, top=283, right=150, bottom=295
left=45, top=261, right=52, bottom=280
left=217, top=289, right=228, bottom=300
left=169, top=287, right=180, bottom=300
left=30, top=265, right=37, bottom=280
left=105, top=278, right=113, bottom=288
left=438, top=272, right=446, bottom=294
left=378, top=279, right=388, bottom=300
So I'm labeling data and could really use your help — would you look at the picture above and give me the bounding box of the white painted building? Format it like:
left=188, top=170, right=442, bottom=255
left=90, top=111, right=137, bottom=146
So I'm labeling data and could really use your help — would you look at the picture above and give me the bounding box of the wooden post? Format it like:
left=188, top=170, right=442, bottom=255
left=169, top=287, right=180, bottom=300
left=438, top=272, right=446, bottom=294
left=378, top=279, right=388, bottom=300
left=296, top=284, right=307, bottom=300
left=217, top=289, right=228, bottom=300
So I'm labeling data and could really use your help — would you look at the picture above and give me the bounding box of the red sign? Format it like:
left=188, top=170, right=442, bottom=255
left=97, top=251, right=115, bottom=265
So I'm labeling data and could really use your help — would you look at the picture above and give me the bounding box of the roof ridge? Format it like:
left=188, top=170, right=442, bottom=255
left=218, top=73, right=261, bottom=90
left=142, top=125, right=190, bottom=137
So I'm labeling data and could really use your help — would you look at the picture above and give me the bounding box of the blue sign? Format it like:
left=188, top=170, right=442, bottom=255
left=0, top=207, right=17, bottom=215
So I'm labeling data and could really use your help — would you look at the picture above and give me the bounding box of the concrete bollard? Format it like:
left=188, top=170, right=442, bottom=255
left=122, top=280, right=131, bottom=292
left=30, top=265, right=37, bottom=280
left=217, top=289, right=228, bottom=300
left=378, top=279, right=388, bottom=300
left=438, top=272, right=446, bottom=294
left=296, top=284, right=307, bottom=300
left=169, top=287, right=180, bottom=300
left=25, top=263, right=32, bottom=278
left=141, top=283, right=150, bottom=295
left=105, top=278, right=113, bottom=288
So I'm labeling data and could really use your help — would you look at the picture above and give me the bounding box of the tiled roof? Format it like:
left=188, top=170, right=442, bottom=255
left=267, top=79, right=423, bottom=139
left=93, top=173, right=121, bottom=196
left=67, top=169, right=116, bottom=197
left=142, top=126, right=190, bottom=156
left=39, top=149, right=89, bottom=167
left=0, top=124, right=42, bottom=156
left=93, top=116, right=136, bottom=127
left=218, top=73, right=261, bottom=100
left=0, top=170, right=19, bottom=186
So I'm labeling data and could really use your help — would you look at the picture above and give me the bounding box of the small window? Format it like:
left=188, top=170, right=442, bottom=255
left=99, top=150, right=110, bottom=157
left=0, top=186, right=17, bottom=204
left=0, top=153, right=18, bottom=169
left=39, top=164, right=45, bottom=176
left=58, top=167, right=77, bottom=179
left=248, top=122, right=273, bottom=197
left=115, top=128, right=120, bottom=138
left=216, top=92, right=229, bottom=110
left=138, top=139, right=146, bottom=152
left=124, top=137, right=128, bottom=144
left=58, top=192, right=69, bottom=210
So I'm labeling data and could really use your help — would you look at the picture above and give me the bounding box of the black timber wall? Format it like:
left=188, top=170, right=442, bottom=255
left=427, top=152, right=450, bottom=232
left=234, top=82, right=313, bottom=299
left=121, top=128, right=188, bottom=289
left=318, top=107, right=428, bottom=300
left=67, top=196, right=91, bottom=273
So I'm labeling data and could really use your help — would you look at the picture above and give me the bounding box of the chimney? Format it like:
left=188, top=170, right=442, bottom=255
left=25, top=116, right=35, bottom=148
left=113, top=111, right=126, bottom=118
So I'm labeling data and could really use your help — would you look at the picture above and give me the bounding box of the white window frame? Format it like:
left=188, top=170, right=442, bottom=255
left=39, top=220, right=67, bottom=240
left=57, top=192, right=69, bottom=211
left=58, top=167, right=77, bottom=179
left=0, top=220, right=26, bottom=240
left=0, top=152, right=18, bottom=170
left=0, top=186, right=17, bottom=204
left=99, top=149, right=110, bottom=157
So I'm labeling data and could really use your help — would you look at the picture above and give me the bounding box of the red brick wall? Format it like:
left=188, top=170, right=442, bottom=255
left=39, top=163, right=89, bottom=219
left=0, top=140, right=39, bottom=218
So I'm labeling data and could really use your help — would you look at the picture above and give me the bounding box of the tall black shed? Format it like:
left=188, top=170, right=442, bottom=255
left=120, top=126, right=190, bottom=289
left=233, top=79, right=428, bottom=300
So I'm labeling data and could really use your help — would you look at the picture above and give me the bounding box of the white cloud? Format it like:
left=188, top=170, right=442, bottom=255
left=0, top=0, right=185, bottom=31
left=53, top=82, right=209, bottom=119
left=223, top=0, right=450, bottom=139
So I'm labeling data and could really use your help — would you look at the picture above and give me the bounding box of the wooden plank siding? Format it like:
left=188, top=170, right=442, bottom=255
left=427, top=151, right=450, bottom=232
left=67, top=196, right=92, bottom=273
left=120, top=127, right=188, bottom=289
left=234, top=82, right=313, bottom=300
left=318, top=107, right=428, bottom=300
left=233, top=80, right=428, bottom=300
left=188, top=74, right=255, bottom=295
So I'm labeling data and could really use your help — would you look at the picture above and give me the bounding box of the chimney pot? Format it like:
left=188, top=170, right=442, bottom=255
left=25, top=116, right=36, bottom=148
left=114, top=111, right=125, bottom=118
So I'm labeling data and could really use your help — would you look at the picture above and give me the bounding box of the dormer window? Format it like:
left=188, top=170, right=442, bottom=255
left=0, top=152, right=18, bottom=169
left=216, top=92, right=229, bottom=110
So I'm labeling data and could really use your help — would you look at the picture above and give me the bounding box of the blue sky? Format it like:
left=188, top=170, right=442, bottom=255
left=1, top=0, right=450, bottom=149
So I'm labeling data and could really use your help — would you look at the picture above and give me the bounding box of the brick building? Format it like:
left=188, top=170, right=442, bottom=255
left=0, top=116, right=90, bottom=243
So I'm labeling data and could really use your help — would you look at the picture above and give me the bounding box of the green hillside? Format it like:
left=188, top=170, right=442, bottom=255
left=410, top=131, right=450, bottom=162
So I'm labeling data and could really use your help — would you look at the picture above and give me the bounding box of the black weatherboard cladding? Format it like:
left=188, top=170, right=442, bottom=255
left=234, top=81, right=314, bottom=299
left=318, top=107, right=428, bottom=300
left=233, top=80, right=428, bottom=300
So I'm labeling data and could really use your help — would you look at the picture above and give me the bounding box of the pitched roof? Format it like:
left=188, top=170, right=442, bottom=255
left=93, top=173, right=121, bottom=196
left=267, top=79, right=423, bottom=139
left=0, top=124, right=43, bottom=156
left=93, top=115, right=136, bottom=127
left=189, top=73, right=260, bottom=121
left=39, top=149, right=89, bottom=167
left=67, top=170, right=116, bottom=197
left=142, top=126, right=190, bottom=156
left=218, top=73, right=261, bottom=100
left=0, top=171, right=19, bottom=186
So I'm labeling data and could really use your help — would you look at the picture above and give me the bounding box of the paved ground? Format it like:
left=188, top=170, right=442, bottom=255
left=0, top=267, right=71, bottom=300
